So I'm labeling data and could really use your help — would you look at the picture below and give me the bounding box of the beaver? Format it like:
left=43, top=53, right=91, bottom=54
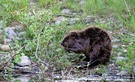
left=61, top=27, right=112, bottom=67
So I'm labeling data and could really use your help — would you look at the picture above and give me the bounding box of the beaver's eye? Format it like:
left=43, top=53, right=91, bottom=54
left=78, top=42, right=81, bottom=44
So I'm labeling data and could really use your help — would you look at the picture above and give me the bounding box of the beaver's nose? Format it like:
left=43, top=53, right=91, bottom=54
left=61, top=42, right=64, bottom=46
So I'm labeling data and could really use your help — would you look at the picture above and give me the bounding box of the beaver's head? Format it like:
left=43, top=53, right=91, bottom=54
left=61, top=31, right=90, bottom=53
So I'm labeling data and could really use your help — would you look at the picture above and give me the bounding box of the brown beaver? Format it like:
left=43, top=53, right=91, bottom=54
left=61, top=27, right=112, bottom=67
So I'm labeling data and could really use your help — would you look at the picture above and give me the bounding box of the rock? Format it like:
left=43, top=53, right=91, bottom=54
left=54, top=16, right=67, bottom=25
left=117, top=52, right=122, bottom=56
left=55, top=21, right=61, bottom=25
left=108, top=31, right=113, bottom=34
left=112, top=38, right=120, bottom=42
left=15, top=25, right=24, bottom=31
left=61, top=9, right=71, bottom=14
left=4, top=27, right=17, bottom=40
left=4, top=25, right=24, bottom=42
left=85, top=16, right=95, bottom=24
left=121, top=45, right=126, bottom=47
left=72, top=13, right=77, bottom=16
left=79, top=0, right=85, bottom=5
left=5, top=39, right=12, bottom=43
left=99, top=18, right=106, bottom=23
left=18, top=32, right=26, bottom=37
left=69, top=18, right=80, bottom=25
left=16, top=37, right=23, bottom=40
left=1, top=45, right=10, bottom=51
left=15, top=75, right=31, bottom=82
left=18, top=56, right=31, bottom=66
left=116, top=70, right=128, bottom=75
left=123, top=49, right=128, bottom=53
left=132, top=66, right=135, bottom=72
left=130, top=33, right=135, bottom=36
left=117, top=56, right=126, bottom=61
left=112, top=44, right=119, bottom=48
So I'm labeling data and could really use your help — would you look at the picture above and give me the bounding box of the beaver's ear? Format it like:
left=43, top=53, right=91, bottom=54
left=70, top=32, right=78, bottom=38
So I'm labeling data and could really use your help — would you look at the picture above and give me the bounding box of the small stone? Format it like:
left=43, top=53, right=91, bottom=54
left=1, top=45, right=10, bottom=51
left=99, top=18, right=106, bottom=23
left=69, top=18, right=76, bottom=25
left=5, top=39, right=12, bottom=43
left=15, top=25, right=23, bottom=31
left=15, top=75, right=31, bottom=82
left=132, top=66, right=135, bottom=72
left=61, top=9, right=71, bottom=14
left=117, top=52, right=122, bottom=56
left=85, top=16, right=95, bottom=24
left=122, top=45, right=126, bottom=47
left=112, top=44, right=119, bottom=48
left=108, top=31, right=113, bottom=34
left=130, top=33, right=135, bottom=36
left=69, top=18, right=80, bottom=25
left=5, top=27, right=17, bottom=40
left=123, top=49, right=128, bottom=53
left=18, top=56, right=31, bottom=66
left=16, top=37, right=23, bottom=40
left=112, top=38, right=120, bottom=42
left=72, top=13, right=77, bottom=16
left=117, top=56, right=126, bottom=61
left=54, top=16, right=67, bottom=25
left=116, top=70, right=128, bottom=75
left=79, top=0, right=85, bottom=5
left=55, top=21, right=61, bottom=25
left=18, top=32, right=26, bottom=37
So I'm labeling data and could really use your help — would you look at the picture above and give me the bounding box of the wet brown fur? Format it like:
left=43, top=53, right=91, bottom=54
left=61, top=27, right=112, bottom=67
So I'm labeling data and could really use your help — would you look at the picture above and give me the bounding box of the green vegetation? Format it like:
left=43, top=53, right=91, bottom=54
left=0, top=0, right=135, bottom=80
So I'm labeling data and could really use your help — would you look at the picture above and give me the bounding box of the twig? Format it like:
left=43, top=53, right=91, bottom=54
left=35, top=34, right=49, bottom=66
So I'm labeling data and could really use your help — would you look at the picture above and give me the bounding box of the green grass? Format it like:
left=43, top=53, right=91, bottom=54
left=0, top=0, right=135, bottom=80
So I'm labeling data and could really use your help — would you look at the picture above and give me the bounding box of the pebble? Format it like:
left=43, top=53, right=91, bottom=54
left=112, top=44, right=119, bottom=48
left=61, top=9, right=71, bottom=14
left=123, top=49, right=128, bottom=53
left=55, top=21, right=61, bottom=25
left=69, top=18, right=80, bottom=25
left=4, top=25, right=24, bottom=42
left=130, top=33, right=135, bottom=36
left=79, top=0, right=85, bottom=5
left=15, top=75, right=31, bottom=82
left=18, top=56, right=31, bottom=66
left=132, top=66, right=135, bottom=72
left=15, top=25, right=24, bottom=31
left=5, top=27, right=17, bottom=40
left=54, top=16, right=67, bottom=25
left=5, top=39, right=12, bottom=43
left=116, top=70, right=128, bottom=75
left=117, top=52, right=122, bottom=56
left=1, top=45, right=10, bottom=51
left=121, top=45, right=126, bottom=47
left=112, top=38, right=120, bottom=42
left=18, top=32, right=26, bottom=37
left=117, top=56, right=126, bottom=61
left=85, top=16, right=95, bottom=24
left=108, top=31, right=113, bottom=34
left=99, top=18, right=106, bottom=23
